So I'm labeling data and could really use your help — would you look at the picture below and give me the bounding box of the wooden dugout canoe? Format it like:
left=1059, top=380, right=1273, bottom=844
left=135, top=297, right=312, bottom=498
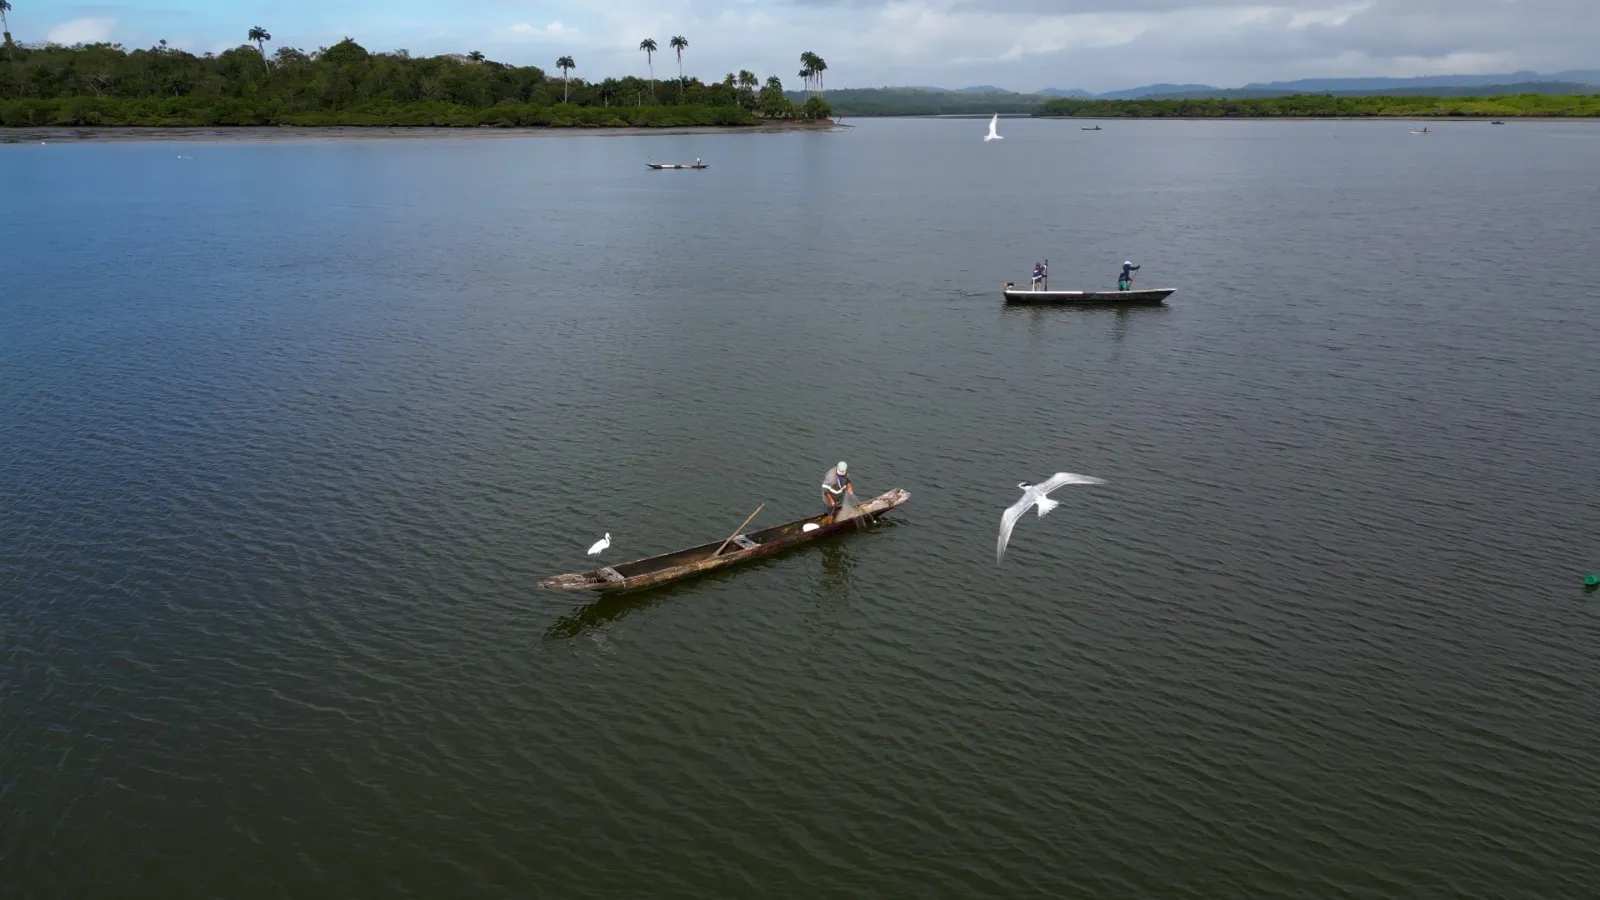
left=540, top=488, right=910, bottom=593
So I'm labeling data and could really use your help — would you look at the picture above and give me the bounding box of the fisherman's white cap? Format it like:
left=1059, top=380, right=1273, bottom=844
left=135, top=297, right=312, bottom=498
left=836, top=461, right=848, bottom=474
left=1125, top=260, right=1132, bottom=265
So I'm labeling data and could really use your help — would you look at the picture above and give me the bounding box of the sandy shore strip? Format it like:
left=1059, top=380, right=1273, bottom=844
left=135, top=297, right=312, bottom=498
left=1, top=121, right=841, bottom=144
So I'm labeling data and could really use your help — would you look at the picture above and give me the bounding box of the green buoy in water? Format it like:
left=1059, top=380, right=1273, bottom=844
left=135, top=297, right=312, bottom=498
left=1586, top=574, right=1599, bottom=587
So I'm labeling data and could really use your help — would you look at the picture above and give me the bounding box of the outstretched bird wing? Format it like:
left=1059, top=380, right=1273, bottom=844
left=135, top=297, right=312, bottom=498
left=996, top=491, right=1037, bottom=565
left=1033, top=472, right=1106, bottom=495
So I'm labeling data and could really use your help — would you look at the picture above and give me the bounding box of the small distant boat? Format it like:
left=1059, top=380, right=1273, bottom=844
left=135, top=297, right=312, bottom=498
left=1003, top=284, right=1173, bottom=305
left=647, top=161, right=709, bottom=170
left=1409, top=127, right=1432, bottom=135
left=541, top=489, right=910, bottom=593
left=1491, top=120, right=1506, bottom=125
left=1082, top=125, right=1102, bottom=131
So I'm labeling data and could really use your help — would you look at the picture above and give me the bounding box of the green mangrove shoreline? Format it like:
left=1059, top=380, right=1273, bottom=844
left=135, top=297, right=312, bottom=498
left=0, top=121, right=835, bottom=143
left=0, top=39, right=834, bottom=129
left=0, top=98, right=801, bottom=129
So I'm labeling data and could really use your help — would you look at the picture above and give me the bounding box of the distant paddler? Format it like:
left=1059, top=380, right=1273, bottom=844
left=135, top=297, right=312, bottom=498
left=821, top=461, right=856, bottom=520
left=1118, top=260, right=1141, bottom=291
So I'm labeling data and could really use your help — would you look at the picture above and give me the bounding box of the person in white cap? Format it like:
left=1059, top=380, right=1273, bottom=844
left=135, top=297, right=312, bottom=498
left=821, top=461, right=854, bottom=518
left=1118, top=260, right=1140, bottom=291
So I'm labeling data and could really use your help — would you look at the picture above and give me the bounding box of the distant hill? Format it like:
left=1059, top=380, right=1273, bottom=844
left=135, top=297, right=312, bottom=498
left=849, top=70, right=1600, bottom=102
left=812, top=73, right=1599, bottom=116
left=1095, top=83, right=1217, bottom=99
left=1237, top=71, right=1600, bottom=93
left=1148, top=81, right=1599, bottom=100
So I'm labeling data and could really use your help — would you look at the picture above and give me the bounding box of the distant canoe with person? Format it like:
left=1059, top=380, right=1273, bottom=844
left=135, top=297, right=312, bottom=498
left=1004, top=258, right=1172, bottom=304
left=540, top=489, right=910, bottom=594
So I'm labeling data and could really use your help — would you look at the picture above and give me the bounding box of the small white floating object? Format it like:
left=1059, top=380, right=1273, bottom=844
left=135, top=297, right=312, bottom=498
left=587, top=533, right=610, bottom=555
left=802, top=523, right=820, bottom=533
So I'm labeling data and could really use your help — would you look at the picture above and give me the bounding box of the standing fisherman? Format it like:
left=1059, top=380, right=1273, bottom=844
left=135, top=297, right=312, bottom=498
left=1031, top=262, right=1046, bottom=291
left=821, top=461, right=854, bottom=519
left=1118, top=261, right=1140, bottom=291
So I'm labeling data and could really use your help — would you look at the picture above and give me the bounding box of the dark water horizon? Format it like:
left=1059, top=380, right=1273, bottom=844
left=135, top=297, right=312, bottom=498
left=4, top=118, right=1598, bottom=899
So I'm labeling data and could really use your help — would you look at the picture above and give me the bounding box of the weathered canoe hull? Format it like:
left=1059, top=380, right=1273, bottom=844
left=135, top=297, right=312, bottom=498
left=1003, top=288, right=1174, bottom=305
left=541, top=489, right=910, bottom=593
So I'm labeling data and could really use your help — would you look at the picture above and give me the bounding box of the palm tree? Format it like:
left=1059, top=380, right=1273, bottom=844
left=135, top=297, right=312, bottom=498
left=1, top=0, right=13, bottom=46
left=669, top=35, right=687, bottom=96
left=800, top=52, right=827, bottom=99
left=467, top=50, right=485, bottom=62
left=556, top=55, right=575, bottom=103
left=248, top=26, right=272, bottom=72
left=638, top=38, right=657, bottom=96
left=599, top=78, right=619, bottom=107
left=809, top=54, right=828, bottom=98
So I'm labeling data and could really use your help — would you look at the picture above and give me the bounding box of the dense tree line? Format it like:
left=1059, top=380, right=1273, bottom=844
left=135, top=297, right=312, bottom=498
left=1036, top=93, right=1600, bottom=118
left=802, top=87, right=1049, bottom=116
left=0, top=37, right=833, bottom=127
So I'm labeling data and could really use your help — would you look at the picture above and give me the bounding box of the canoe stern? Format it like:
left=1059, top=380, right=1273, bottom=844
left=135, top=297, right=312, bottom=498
left=539, top=572, right=609, bottom=591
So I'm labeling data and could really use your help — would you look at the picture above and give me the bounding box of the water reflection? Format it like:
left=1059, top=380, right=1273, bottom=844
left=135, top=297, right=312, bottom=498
left=1001, top=301, right=1171, bottom=340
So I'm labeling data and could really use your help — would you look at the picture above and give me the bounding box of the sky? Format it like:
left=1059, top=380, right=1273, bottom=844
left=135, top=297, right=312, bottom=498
left=19, top=1, right=1600, bottom=93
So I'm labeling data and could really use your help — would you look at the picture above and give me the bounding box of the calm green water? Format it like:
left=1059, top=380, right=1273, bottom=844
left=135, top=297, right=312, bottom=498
left=4, top=119, right=1598, bottom=899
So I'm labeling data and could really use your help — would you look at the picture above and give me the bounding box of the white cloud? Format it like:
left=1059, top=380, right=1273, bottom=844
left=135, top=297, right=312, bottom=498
left=1287, top=2, right=1375, bottom=30
left=47, top=17, right=117, bottom=46
left=506, top=21, right=578, bottom=40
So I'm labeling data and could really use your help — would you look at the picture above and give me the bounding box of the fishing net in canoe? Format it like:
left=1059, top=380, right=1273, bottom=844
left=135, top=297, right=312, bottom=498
left=833, top=487, right=864, bottom=524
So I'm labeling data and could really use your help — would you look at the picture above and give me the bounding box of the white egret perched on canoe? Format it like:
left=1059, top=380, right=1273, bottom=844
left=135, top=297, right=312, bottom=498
left=984, top=114, right=1003, bottom=142
left=587, top=533, right=611, bottom=556
left=996, top=473, right=1106, bottom=564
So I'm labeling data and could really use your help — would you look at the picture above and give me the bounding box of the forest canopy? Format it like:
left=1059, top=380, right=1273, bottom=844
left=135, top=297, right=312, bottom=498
left=0, top=38, right=834, bottom=127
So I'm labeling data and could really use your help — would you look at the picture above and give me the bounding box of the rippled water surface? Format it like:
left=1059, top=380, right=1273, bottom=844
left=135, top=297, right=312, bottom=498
left=4, top=119, right=1599, bottom=899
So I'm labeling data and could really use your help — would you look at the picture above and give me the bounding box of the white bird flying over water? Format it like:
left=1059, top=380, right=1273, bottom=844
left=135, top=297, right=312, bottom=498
left=984, top=114, right=1003, bottom=142
left=996, top=473, right=1105, bottom=564
left=587, top=533, right=611, bottom=556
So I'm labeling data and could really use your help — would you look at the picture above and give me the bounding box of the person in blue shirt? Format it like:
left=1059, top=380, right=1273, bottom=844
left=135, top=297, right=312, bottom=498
left=1031, top=262, right=1045, bottom=290
left=1118, top=261, right=1140, bottom=291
